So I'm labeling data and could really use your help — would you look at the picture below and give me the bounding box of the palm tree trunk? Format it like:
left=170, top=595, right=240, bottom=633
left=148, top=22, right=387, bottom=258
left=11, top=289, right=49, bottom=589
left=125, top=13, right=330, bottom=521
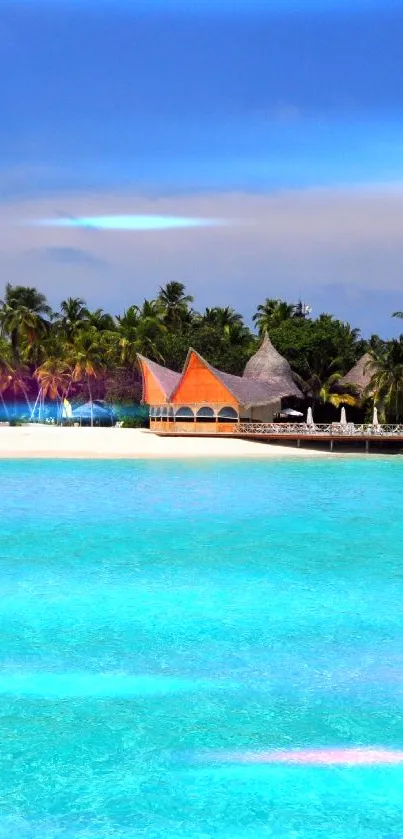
left=30, top=390, right=41, bottom=421
left=20, top=383, right=32, bottom=415
left=0, top=391, right=9, bottom=421
left=11, top=329, right=19, bottom=358
left=87, top=374, right=93, bottom=427
left=39, top=390, right=44, bottom=422
left=65, top=378, right=73, bottom=401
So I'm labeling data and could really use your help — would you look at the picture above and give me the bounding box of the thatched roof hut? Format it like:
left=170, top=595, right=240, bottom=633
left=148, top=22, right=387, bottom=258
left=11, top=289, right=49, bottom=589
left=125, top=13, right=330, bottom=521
left=339, top=353, right=375, bottom=395
left=338, top=353, right=374, bottom=395
left=243, top=333, right=302, bottom=398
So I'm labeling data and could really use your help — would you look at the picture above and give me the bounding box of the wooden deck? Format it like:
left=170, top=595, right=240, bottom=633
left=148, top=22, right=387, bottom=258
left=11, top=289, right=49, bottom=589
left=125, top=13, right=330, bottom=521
left=155, top=422, right=403, bottom=452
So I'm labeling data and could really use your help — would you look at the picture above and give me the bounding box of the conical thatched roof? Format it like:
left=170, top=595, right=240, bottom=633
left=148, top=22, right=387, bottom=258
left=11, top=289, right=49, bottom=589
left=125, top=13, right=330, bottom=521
left=339, top=353, right=374, bottom=394
left=243, top=333, right=302, bottom=398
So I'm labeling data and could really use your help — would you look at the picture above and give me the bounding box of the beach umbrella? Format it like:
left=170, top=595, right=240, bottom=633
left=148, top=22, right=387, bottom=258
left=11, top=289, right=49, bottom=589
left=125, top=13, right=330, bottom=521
left=340, top=406, right=347, bottom=427
left=72, top=400, right=117, bottom=425
left=306, top=407, right=314, bottom=426
left=373, top=406, right=379, bottom=426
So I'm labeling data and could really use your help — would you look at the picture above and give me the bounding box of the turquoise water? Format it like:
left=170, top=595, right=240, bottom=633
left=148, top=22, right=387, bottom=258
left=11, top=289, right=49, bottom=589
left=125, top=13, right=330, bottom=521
left=1, top=457, right=403, bottom=839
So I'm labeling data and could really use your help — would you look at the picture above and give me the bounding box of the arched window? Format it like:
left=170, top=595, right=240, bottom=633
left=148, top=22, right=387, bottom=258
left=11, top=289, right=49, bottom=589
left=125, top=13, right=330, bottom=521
left=196, top=406, right=215, bottom=420
left=159, top=406, right=174, bottom=421
left=218, top=406, right=238, bottom=421
left=174, top=406, right=195, bottom=420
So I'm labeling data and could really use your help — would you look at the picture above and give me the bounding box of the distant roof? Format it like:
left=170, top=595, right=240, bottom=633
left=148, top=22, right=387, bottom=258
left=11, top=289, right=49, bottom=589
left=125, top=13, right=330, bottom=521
left=244, top=333, right=291, bottom=379
left=339, top=353, right=374, bottom=393
left=138, top=355, right=181, bottom=401
left=242, top=333, right=302, bottom=399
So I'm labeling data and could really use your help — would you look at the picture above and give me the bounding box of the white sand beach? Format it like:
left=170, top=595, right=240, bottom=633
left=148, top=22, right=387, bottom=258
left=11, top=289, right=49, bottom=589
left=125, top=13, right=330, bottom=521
left=0, top=425, right=328, bottom=459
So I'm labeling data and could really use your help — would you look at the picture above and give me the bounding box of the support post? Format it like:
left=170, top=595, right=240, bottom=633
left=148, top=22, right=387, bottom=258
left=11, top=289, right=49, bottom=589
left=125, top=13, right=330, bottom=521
left=330, top=439, right=334, bottom=452
left=297, top=438, right=301, bottom=448
left=365, top=440, right=369, bottom=453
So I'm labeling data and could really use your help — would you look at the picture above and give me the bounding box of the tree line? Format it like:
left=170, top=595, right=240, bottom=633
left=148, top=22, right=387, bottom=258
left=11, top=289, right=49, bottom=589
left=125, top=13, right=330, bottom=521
left=0, top=280, right=403, bottom=422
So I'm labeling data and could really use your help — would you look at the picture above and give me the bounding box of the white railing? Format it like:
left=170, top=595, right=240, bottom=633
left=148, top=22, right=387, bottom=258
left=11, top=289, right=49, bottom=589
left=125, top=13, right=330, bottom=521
left=237, top=422, right=403, bottom=436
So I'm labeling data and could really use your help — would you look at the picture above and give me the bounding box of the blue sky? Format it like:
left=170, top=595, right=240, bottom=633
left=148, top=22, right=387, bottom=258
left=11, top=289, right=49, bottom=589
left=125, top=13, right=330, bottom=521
left=1, top=0, right=403, bottom=335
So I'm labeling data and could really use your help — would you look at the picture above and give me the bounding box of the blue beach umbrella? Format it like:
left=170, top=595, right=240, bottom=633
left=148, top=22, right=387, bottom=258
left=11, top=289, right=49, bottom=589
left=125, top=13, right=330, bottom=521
left=71, top=400, right=117, bottom=425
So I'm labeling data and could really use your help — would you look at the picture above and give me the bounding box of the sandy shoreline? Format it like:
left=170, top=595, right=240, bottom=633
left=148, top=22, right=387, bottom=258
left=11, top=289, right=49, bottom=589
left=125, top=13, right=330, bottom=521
left=0, top=426, right=328, bottom=459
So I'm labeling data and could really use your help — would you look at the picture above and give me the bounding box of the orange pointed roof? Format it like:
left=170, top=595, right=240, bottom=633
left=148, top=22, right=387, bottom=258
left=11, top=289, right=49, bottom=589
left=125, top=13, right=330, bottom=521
left=138, top=355, right=181, bottom=403
left=171, top=348, right=301, bottom=408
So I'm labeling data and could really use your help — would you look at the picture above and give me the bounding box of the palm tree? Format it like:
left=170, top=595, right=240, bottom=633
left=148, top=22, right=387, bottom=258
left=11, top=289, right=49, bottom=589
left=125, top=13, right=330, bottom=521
left=253, top=299, right=295, bottom=334
left=199, top=307, right=253, bottom=348
left=299, top=368, right=358, bottom=417
left=0, top=284, right=52, bottom=358
left=367, top=334, right=385, bottom=355
left=116, top=305, right=139, bottom=331
left=157, top=282, right=194, bottom=327
left=19, top=309, right=51, bottom=363
left=135, top=301, right=166, bottom=361
left=68, top=331, right=105, bottom=426
left=367, top=339, right=403, bottom=422
left=318, top=372, right=358, bottom=409
left=2, top=283, right=52, bottom=316
left=201, top=306, right=243, bottom=330
left=86, top=308, right=116, bottom=332
left=57, top=297, right=89, bottom=341
left=114, top=305, right=140, bottom=366
left=340, top=322, right=361, bottom=343
left=7, top=366, right=32, bottom=416
left=137, top=299, right=161, bottom=321
left=314, top=314, right=360, bottom=345
left=34, top=359, right=72, bottom=422
left=107, top=301, right=166, bottom=367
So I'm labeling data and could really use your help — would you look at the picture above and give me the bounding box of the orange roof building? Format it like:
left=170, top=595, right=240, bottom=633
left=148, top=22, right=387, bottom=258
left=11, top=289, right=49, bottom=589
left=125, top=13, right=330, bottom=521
left=138, top=334, right=303, bottom=433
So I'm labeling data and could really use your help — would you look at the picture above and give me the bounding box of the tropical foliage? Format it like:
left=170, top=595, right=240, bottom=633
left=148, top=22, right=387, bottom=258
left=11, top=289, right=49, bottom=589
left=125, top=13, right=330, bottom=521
left=0, top=281, right=401, bottom=421
left=365, top=338, right=403, bottom=422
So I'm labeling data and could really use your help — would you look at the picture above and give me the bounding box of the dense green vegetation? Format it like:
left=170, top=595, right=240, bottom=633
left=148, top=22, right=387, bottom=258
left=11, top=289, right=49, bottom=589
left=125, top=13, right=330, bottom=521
left=0, top=281, right=403, bottom=422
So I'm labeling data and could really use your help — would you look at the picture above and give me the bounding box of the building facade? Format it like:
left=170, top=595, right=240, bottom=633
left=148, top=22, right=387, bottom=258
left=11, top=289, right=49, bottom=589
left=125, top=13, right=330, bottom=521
left=138, top=334, right=303, bottom=433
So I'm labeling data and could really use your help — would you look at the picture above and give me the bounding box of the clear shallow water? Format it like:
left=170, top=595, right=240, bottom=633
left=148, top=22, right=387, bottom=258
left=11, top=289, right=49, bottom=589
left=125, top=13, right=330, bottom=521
left=1, top=457, right=403, bottom=839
